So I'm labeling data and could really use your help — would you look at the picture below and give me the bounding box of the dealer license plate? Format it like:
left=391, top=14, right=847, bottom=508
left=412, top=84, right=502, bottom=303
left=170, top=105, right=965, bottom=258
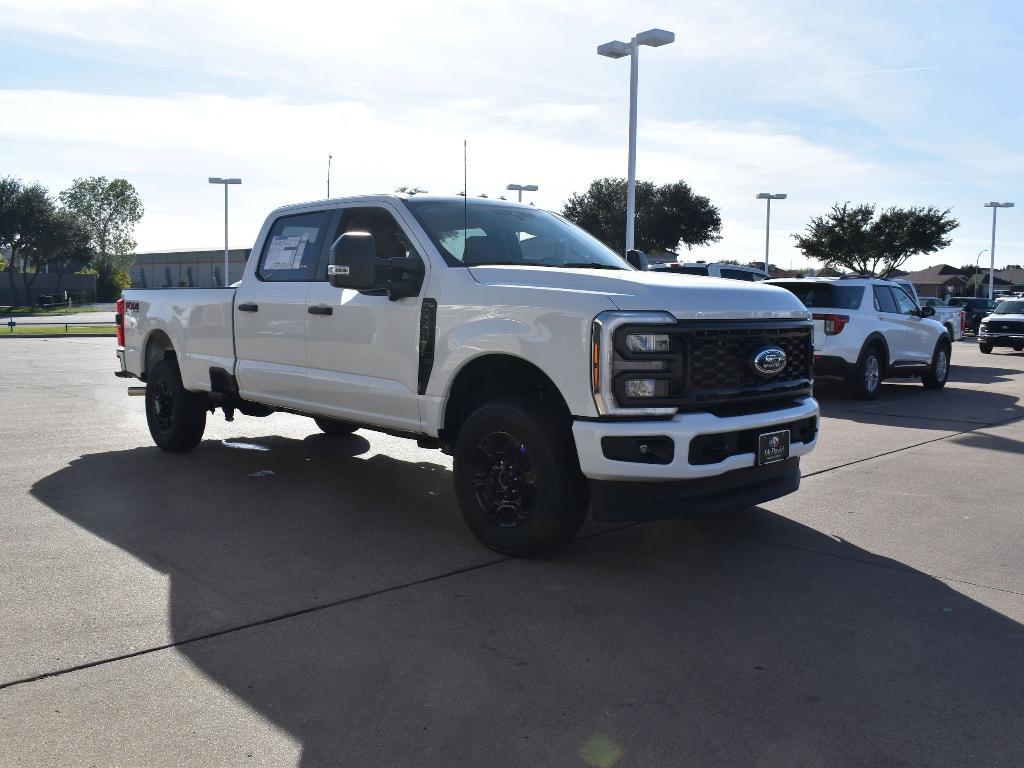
left=757, top=430, right=791, bottom=465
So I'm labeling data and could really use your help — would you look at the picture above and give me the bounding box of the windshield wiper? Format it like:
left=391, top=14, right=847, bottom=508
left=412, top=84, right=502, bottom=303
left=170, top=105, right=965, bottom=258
left=559, top=262, right=625, bottom=270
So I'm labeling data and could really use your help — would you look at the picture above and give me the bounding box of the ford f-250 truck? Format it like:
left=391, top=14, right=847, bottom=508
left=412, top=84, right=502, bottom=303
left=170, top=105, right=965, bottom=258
left=115, top=195, right=819, bottom=554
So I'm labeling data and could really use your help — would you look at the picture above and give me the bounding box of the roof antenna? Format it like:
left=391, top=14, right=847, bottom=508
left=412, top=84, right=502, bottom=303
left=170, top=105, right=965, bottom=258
left=463, top=139, right=468, bottom=256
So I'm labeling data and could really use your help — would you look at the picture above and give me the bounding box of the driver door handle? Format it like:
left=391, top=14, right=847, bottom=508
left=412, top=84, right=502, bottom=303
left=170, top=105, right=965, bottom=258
left=308, top=305, right=333, bottom=316
left=238, top=303, right=259, bottom=312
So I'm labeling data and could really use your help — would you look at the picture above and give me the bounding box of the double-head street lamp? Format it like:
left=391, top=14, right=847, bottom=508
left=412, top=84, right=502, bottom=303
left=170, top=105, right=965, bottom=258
left=506, top=183, right=538, bottom=203
left=756, top=193, right=787, bottom=274
left=209, top=177, right=242, bottom=286
left=983, top=202, right=1015, bottom=300
left=597, top=28, right=675, bottom=254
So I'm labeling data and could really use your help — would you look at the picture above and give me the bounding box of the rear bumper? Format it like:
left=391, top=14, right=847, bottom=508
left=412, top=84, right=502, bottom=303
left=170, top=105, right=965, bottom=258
left=114, top=348, right=133, bottom=378
left=812, top=354, right=855, bottom=379
left=589, top=458, right=801, bottom=522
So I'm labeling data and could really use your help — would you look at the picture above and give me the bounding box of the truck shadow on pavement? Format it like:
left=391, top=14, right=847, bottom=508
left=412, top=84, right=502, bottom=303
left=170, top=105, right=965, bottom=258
left=30, top=435, right=1024, bottom=767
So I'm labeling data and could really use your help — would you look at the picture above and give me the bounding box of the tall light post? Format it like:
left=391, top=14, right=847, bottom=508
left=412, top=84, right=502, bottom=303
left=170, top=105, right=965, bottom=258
left=597, top=28, right=675, bottom=254
left=983, top=202, right=1015, bottom=300
left=209, top=177, right=241, bottom=286
left=506, top=183, right=538, bottom=203
left=756, top=193, right=787, bottom=275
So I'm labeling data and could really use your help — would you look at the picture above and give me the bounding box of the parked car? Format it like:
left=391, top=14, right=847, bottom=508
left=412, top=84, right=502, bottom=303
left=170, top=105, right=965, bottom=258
left=918, top=297, right=965, bottom=340
left=651, top=261, right=769, bottom=281
left=978, top=299, right=1024, bottom=354
left=765, top=276, right=951, bottom=399
left=946, top=297, right=999, bottom=334
left=115, top=195, right=820, bottom=554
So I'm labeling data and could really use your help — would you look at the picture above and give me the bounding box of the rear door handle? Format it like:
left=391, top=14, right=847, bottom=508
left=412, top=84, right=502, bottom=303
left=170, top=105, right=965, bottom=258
left=307, top=305, right=333, bottom=316
left=238, top=303, right=259, bottom=312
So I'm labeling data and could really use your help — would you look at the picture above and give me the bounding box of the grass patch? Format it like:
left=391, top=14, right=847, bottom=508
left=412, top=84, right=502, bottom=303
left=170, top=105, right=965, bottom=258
left=1, top=305, right=100, bottom=316
left=3, top=324, right=115, bottom=336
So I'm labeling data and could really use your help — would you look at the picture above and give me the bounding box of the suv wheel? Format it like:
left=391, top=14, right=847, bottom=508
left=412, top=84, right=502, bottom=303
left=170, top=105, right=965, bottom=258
left=922, top=340, right=951, bottom=389
left=145, top=358, right=207, bottom=452
left=453, top=397, right=588, bottom=555
left=979, top=342, right=993, bottom=354
left=847, top=344, right=883, bottom=400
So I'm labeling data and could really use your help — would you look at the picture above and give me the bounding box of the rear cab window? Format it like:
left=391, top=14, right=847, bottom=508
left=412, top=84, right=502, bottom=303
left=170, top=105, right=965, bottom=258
left=258, top=211, right=330, bottom=282
left=772, top=282, right=864, bottom=310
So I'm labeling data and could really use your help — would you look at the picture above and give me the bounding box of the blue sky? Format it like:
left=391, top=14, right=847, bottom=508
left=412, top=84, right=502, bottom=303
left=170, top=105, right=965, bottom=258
left=1, top=0, right=1021, bottom=271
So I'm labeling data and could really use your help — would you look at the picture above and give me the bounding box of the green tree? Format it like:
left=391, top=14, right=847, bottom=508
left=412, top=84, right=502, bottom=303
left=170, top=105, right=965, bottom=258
left=0, top=177, right=57, bottom=306
left=59, top=177, right=143, bottom=298
left=562, top=178, right=722, bottom=255
left=395, top=186, right=428, bottom=195
left=794, top=202, right=958, bottom=277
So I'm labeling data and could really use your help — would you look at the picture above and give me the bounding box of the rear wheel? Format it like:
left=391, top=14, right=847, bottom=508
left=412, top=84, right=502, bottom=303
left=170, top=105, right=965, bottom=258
left=453, top=397, right=588, bottom=555
left=1013, top=345, right=1023, bottom=352
left=979, top=342, right=993, bottom=354
left=847, top=344, right=883, bottom=400
left=145, top=359, right=207, bottom=452
left=922, top=340, right=951, bottom=389
left=314, top=417, right=359, bottom=435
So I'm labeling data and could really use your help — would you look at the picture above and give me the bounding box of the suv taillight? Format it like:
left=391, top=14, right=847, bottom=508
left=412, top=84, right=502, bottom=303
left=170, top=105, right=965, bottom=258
left=960, top=310, right=966, bottom=333
left=812, top=313, right=849, bottom=335
left=115, top=297, right=125, bottom=347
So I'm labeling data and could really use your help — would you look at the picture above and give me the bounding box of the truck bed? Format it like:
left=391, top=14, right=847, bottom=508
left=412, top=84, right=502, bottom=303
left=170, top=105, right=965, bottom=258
left=122, top=288, right=236, bottom=391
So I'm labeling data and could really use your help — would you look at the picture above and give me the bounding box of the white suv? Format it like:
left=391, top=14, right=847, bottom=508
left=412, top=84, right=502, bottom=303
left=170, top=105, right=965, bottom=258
left=766, top=277, right=952, bottom=399
left=652, top=261, right=769, bottom=281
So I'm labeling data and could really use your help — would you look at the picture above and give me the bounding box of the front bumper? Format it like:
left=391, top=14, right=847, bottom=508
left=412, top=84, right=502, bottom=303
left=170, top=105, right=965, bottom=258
left=572, top=396, right=818, bottom=482
left=979, top=331, right=1024, bottom=347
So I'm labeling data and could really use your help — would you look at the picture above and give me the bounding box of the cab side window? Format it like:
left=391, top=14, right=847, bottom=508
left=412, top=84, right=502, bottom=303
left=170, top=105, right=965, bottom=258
left=321, top=207, right=420, bottom=280
left=258, top=211, right=330, bottom=282
left=892, top=287, right=919, bottom=315
left=873, top=285, right=898, bottom=313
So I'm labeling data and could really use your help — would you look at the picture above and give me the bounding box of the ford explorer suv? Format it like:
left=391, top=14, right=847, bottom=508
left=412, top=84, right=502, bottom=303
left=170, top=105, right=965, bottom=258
left=115, top=195, right=820, bottom=554
left=766, top=276, right=951, bottom=399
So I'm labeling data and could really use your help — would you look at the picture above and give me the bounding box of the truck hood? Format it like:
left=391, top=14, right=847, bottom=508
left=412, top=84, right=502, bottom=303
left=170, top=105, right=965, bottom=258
left=467, top=265, right=810, bottom=320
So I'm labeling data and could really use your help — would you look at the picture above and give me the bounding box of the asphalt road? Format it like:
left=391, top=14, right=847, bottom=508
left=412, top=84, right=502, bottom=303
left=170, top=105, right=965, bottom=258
left=1, top=337, right=1022, bottom=767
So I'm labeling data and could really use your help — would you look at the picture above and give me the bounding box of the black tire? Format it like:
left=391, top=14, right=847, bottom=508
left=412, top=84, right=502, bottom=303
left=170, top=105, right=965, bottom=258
left=453, top=397, right=588, bottom=555
left=979, top=342, right=993, bottom=354
left=1013, top=346, right=1023, bottom=353
left=846, top=344, right=884, bottom=400
left=922, top=340, right=951, bottom=389
left=145, top=358, right=207, bottom=452
left=314, top=417, right=359, bottom=435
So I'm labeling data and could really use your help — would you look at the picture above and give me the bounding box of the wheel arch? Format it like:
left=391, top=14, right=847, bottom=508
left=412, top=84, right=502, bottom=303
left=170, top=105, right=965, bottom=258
left=859, top=332, right=890, bottom=373
left=143, top=329, right=176, bottom=379
left=439, top=353, right=571, bottom=445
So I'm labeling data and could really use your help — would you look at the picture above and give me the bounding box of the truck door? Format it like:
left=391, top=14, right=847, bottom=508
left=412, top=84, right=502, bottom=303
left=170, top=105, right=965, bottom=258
left=303, top=204, right=427, bottom=433
left=234, top=209, right=331, bottom=410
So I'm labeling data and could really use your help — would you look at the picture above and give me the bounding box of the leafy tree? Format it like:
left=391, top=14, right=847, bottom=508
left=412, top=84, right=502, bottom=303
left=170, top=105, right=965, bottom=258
left=794, top=202, right=958, bottom=277
left=59, top=177, right=143, bottom=298
left=0, top=177, right=57, bottom=306
left=395, top=186, right=428, bottom=195
left=562, top=178, right=721, bottom=254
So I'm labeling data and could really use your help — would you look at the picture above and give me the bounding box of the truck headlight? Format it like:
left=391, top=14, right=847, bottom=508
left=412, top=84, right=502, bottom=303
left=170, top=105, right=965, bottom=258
left=591, top=310, right=678, bottom=417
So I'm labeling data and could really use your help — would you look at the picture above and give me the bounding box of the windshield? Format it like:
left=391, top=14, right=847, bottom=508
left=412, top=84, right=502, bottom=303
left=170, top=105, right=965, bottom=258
left=994, top=300, right=1024, bottom=314
left=403, top=199, right=629, bottom=270
left=920, top=298, right=944, bottom=307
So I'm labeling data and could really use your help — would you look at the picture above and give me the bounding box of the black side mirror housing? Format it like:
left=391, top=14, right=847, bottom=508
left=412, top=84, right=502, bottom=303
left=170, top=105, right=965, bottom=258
left=625, top=249, right=648, bottom=270
left=329, top=233, right=378, bottom=290
left=920, top=305, right=936, bottom=318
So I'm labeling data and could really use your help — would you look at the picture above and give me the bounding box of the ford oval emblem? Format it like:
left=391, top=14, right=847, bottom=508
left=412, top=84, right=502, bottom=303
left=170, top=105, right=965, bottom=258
left=753, top=347, right=788, bottom=376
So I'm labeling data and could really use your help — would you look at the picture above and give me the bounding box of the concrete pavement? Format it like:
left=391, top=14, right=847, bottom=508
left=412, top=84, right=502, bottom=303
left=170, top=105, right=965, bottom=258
left=1, top=337, right=1022, bottom=767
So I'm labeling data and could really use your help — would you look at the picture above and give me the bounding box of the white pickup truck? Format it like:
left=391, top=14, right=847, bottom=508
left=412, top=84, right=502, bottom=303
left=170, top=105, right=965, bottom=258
left=115, top=195, right=819, bottom=554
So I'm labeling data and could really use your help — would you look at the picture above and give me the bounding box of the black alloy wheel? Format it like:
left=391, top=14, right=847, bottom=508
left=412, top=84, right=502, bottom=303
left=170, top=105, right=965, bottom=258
left=470, top=431, right=539, bottom=528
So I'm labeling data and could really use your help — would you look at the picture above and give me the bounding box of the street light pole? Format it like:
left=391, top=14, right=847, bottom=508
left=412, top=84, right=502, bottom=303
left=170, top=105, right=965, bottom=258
left=756, top=193, right=787, bottom=275
left=506, top=183, right=539, bottom=203
left=984, top=202, right=1015, bottom=300
left=598, top=28, right=675, bottom=254
left=209, top=177, right=242, bottom=286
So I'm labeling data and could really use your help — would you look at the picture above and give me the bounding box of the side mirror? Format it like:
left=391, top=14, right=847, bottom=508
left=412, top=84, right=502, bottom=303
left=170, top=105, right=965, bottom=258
left=328, top=232, right=378, bottom=290
left=920, top=305, right=936, bottom=318
left=625, top=249, right=649, bottom=271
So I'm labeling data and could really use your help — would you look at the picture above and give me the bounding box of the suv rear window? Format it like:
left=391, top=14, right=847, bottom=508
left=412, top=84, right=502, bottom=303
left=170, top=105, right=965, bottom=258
left=772, top=283, right=864, bottom=310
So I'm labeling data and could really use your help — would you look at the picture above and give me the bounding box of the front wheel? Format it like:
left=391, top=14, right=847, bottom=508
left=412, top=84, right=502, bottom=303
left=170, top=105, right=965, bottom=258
left=979, top=342, right=993, bottom=354
left=922, top=341, right=951, bottom=389
left=453, top=398, right=588, bottom=555
left=145, top=359, right=207, bottom=452
left=847, top=345, right=883, bottom=400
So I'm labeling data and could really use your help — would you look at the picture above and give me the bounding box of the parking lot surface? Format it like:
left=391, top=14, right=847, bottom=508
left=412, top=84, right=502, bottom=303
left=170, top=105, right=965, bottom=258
left=1, top=337, right=1023, bottom=767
